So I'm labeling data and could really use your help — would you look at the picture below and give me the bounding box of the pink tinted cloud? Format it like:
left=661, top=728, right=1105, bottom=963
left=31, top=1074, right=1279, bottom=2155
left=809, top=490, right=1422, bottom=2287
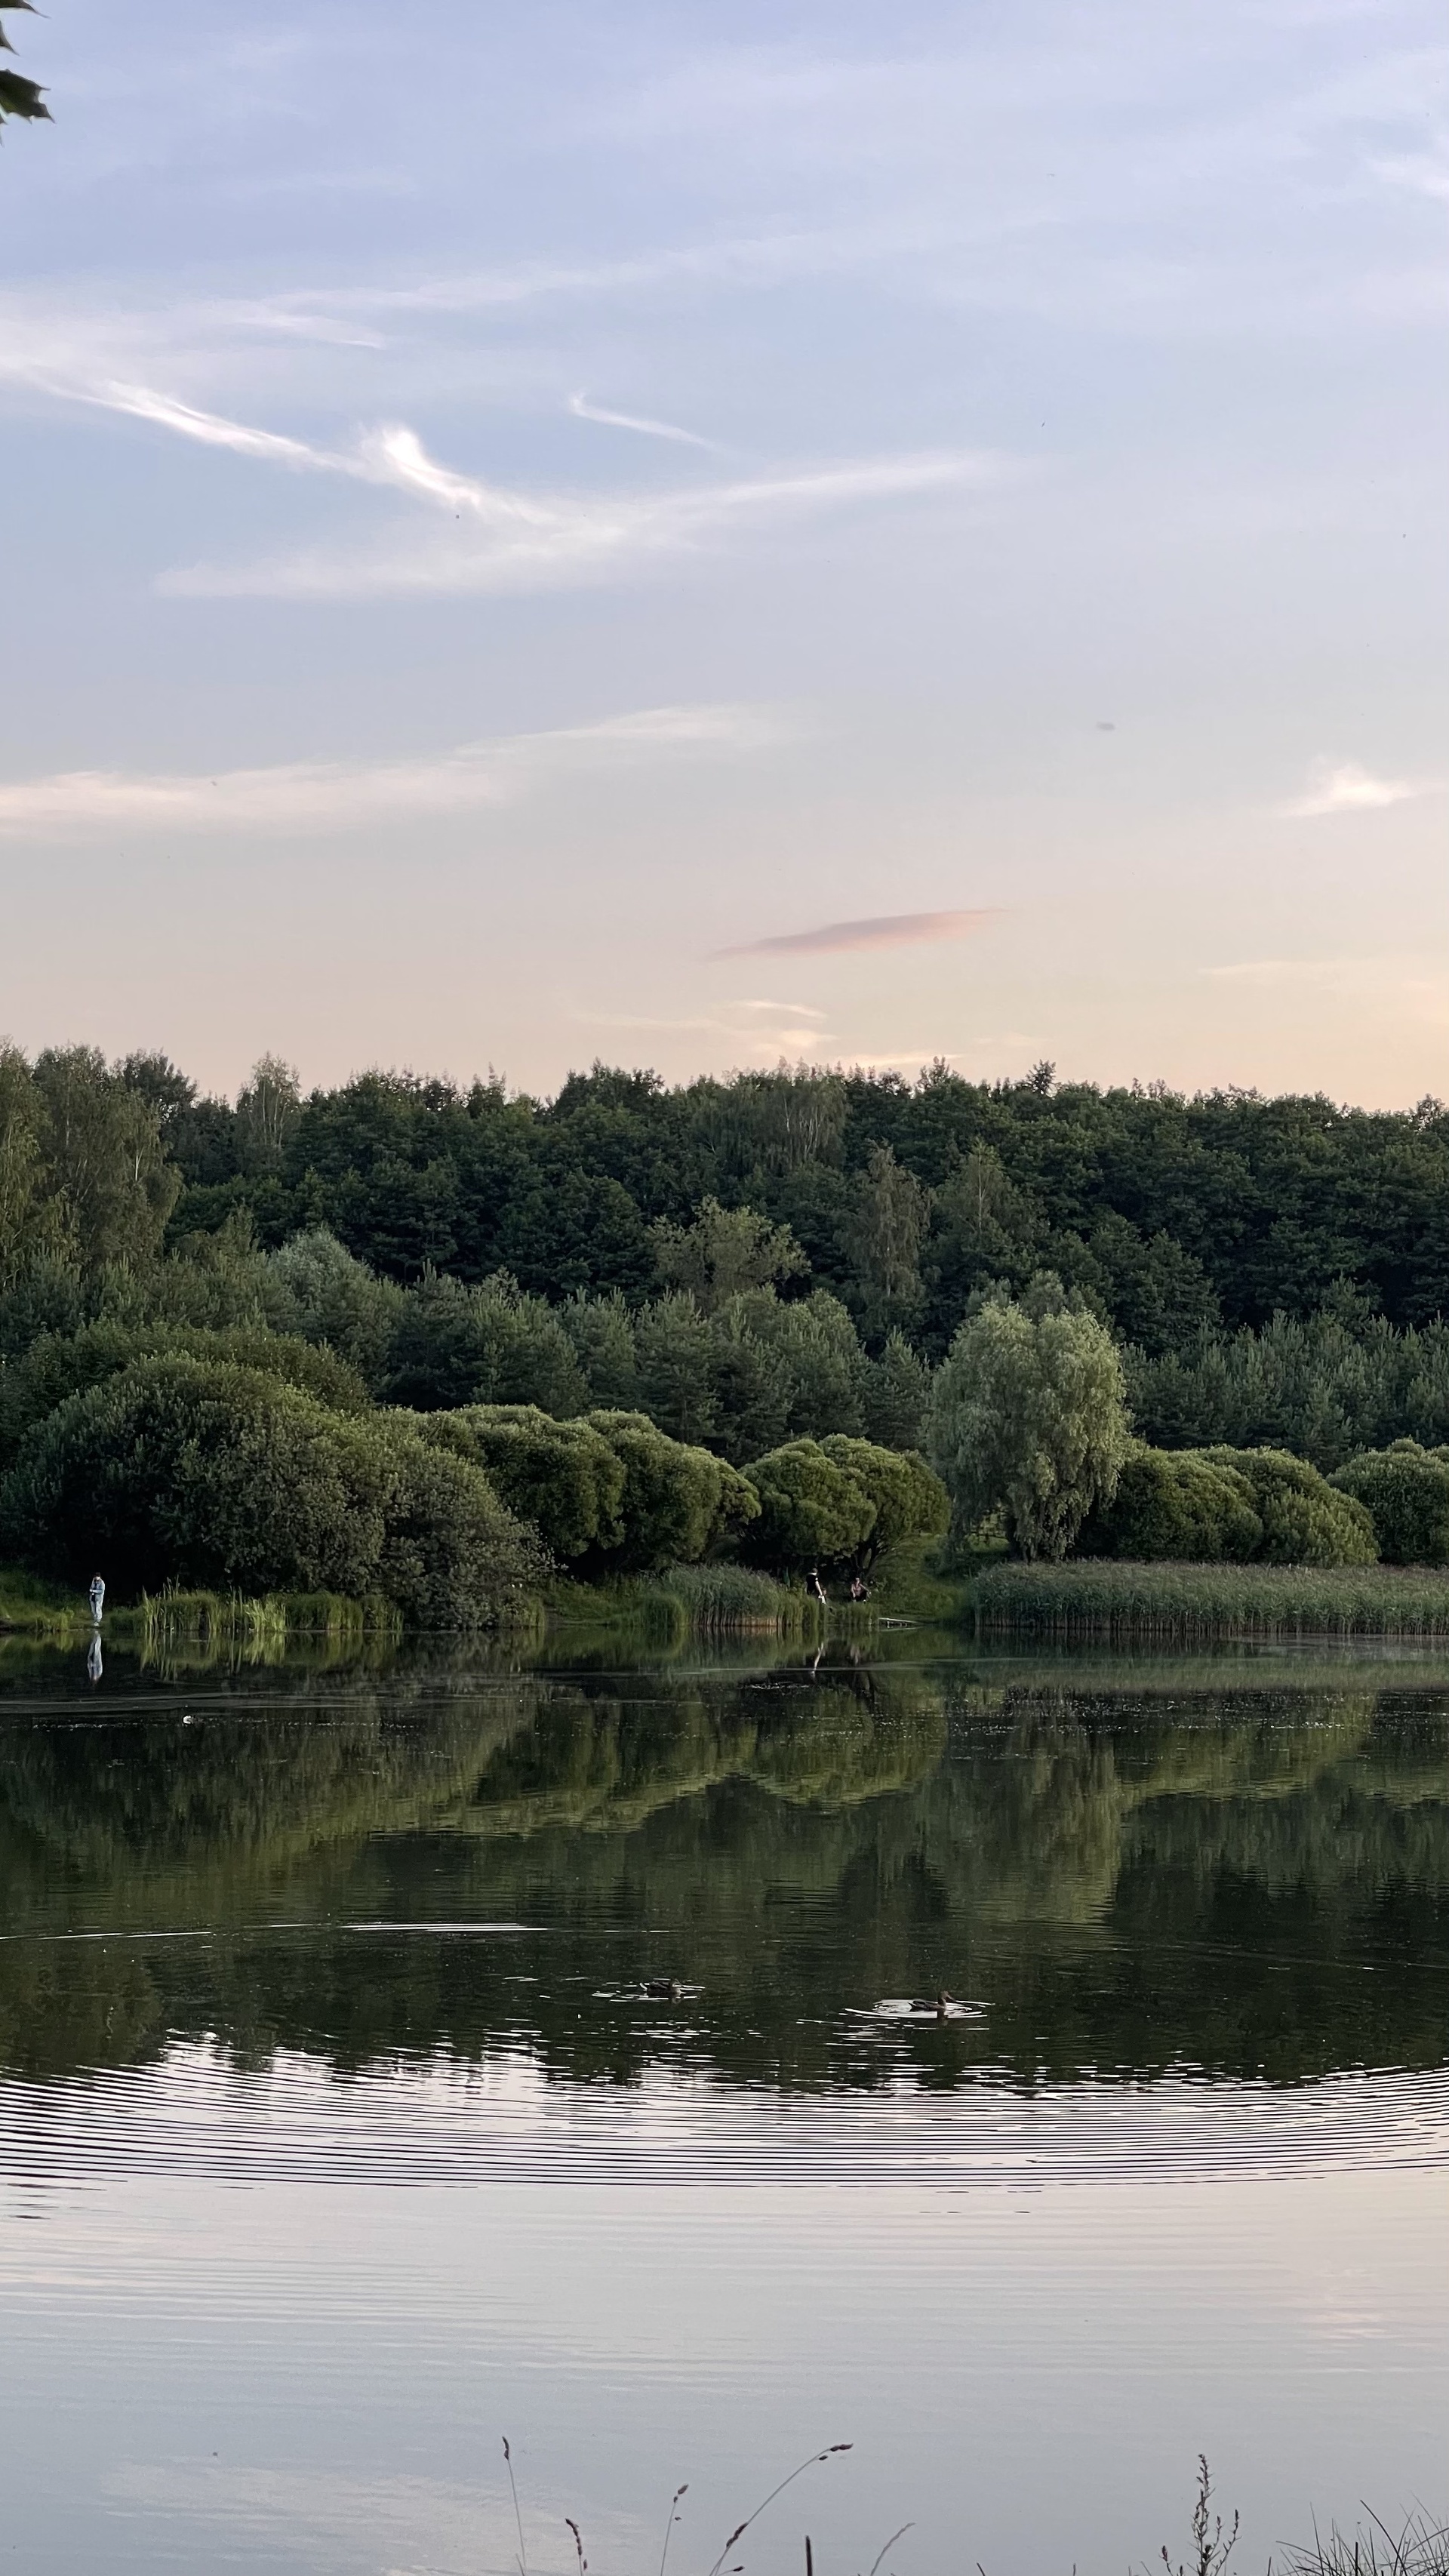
left=714, top=907, right=998, bottom=959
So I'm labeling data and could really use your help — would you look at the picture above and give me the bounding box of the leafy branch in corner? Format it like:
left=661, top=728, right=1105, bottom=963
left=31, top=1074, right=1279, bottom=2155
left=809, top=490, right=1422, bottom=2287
left=0, top=0, right=51, bottom=130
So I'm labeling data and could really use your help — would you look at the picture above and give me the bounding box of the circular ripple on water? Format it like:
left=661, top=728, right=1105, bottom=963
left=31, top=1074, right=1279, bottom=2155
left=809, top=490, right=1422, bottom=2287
left=4, top=2047, right=1449, bottom=2189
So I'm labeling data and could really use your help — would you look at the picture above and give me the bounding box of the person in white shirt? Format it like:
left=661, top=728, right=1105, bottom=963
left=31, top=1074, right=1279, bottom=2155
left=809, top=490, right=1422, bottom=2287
left=88, top=1574, right=105, bottom=1624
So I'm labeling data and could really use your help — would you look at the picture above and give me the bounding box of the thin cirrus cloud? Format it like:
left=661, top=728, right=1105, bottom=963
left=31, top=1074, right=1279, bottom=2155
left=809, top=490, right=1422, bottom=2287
left=0, top=704, right=781, bottom=842
left=47, top=376, right=1013, bottom=599
left=1280, top=760, right=1429, bottom=817
left=714, top=908, right=998, bottom=959
left=568, top=391, right=715, bottom=448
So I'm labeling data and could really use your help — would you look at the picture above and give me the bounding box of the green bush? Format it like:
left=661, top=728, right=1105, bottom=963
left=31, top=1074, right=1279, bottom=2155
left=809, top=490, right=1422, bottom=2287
left=438, top=1405, right=626, bottom=1560
left=742, top=1437, right=877, bottom=1575
left=0, top=1358, right=538, bottom=1624
left=583, top=1410, right=759, bottom=1571
left=1076, top=1442, right=1263, bottom=1562
left=1331, top=1440, right=1449, bottom=1564
left=0, top=1319, right=371, bottom=1465
left=1202, top=1446, right=1377, bottom=1566
left=816, top=1436, right=950, bottom=1564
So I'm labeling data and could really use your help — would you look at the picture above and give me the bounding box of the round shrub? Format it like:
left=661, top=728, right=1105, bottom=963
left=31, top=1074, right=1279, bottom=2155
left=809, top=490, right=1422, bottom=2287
left=1330, top=1441, right=1449, bottom=1564
left=0, top=1356, right=538, bottom=1624
left=742, top=1438, right=877, bottom=1575
left=583, top=1410, right=759, bottom=1571
left=0, top=1319, right=371, bottom=1466
left=438, top=1405, right=626, bottom=1560
left=816, top=1436, right=950, bottom=1563
left=1203, top=1447, right=1377, bottom=1566
left=1075, top=1442, right=1263, bottom=1562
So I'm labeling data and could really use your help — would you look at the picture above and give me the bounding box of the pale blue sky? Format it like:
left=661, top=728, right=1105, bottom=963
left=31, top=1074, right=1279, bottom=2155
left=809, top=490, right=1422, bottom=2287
left=2, top=0, right=1445, bottom=1102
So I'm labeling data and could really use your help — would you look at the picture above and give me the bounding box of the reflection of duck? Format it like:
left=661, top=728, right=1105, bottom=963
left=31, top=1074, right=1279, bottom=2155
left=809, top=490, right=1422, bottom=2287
left=643, top=1977, right=684, bottom=2001
left=910, top=1990, right=955, bottom=2019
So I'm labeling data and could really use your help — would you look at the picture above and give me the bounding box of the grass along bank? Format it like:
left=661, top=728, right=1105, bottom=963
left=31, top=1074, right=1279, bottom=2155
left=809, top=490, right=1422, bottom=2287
left=974, top=1558, right=1449, bottom=1639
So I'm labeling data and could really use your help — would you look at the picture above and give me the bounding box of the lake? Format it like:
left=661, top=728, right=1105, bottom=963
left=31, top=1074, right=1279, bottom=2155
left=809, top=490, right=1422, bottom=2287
left=3, top=1630, right=1448, bottom=2574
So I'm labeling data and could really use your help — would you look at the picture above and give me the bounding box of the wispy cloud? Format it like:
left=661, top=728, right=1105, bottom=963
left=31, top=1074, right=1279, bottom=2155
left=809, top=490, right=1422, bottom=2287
left=163, top=444, right=1013, bottom=599
left=5, top=361, right=1017, bottom=599
left=0, top=704, right=781, bottom=841
left=714, top=908, right=998, bottom=959
left=1281, top=759, right=1430, bottom=817
left=568, top=391, right=714, bottom=448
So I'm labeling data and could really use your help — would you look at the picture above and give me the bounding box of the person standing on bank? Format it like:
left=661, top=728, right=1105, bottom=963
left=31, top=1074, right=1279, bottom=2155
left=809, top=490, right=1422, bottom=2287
left=88, top=1573, right=105, bottom=1625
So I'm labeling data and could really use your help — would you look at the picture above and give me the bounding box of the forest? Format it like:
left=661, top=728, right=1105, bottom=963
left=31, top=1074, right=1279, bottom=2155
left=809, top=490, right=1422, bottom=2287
left=5, top=1040, right=1449, bottom=1613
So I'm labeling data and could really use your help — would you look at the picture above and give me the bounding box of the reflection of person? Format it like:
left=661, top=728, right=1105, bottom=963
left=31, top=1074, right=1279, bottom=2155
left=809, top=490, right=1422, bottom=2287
left=86, top=1633, right=103, bottom=1685
left=88, top=1573, right=106, bottom=1624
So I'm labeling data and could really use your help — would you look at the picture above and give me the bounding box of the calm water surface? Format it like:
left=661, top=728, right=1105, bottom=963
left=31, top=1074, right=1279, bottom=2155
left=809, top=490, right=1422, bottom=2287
left=3, top=1632, right=1448, bottom=2571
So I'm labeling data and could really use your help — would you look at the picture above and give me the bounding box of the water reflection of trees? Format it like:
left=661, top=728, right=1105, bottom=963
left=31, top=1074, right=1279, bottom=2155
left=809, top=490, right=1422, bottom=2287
left=2, top=1660, right=1447, bottom=2091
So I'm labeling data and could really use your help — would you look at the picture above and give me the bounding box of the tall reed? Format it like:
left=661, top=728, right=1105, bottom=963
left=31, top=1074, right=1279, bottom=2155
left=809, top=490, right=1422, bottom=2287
left=974, top=1559, right=1449, bottom=1639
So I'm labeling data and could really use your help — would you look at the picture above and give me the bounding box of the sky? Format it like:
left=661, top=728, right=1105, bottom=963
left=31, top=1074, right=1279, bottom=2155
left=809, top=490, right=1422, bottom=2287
left=1, top=0, right=1445, bottom=1107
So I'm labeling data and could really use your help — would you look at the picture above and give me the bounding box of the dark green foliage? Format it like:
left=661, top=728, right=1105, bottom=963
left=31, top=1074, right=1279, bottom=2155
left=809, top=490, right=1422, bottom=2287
left=0, top=1359, right=538, bottom=1624
left=0, top=1320, right=371, bottom=1465
left=1077, top=1442, right=1263, bottom=1562
left=815, top=1436, right=950, bottom=1565
left=1125, top=1306, right=1449, bottom=1466
left=742, top=1438, right=878, bottom=1574
left=1331, top=1442, right=1449, bottom=1565
left=150, top=1058, right=1449, bottom=1355
left=381, top=1271, right=587, bottom=1414
left=583, top=1410, right=759, bottom=1572
left=1201, top=1446, right=1377, bottom=1566
left=0, top=0, right=49, bottom=127
left=441, top=1405, right=626, bottom=1560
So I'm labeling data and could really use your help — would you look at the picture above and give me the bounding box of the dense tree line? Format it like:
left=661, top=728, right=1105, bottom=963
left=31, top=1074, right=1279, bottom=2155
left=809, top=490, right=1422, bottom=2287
left=8, top=1042, right=1449, bottom=1593
left=11, top=1045, right=1435, bottom=1349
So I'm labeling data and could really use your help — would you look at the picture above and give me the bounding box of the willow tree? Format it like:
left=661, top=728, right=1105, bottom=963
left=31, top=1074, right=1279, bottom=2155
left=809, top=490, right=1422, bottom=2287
left=928, top=1276, right=1129, bottom=1560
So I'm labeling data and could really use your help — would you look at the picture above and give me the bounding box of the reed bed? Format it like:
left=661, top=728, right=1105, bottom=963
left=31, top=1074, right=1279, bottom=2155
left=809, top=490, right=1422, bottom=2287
left=134, top=1587, right=403, bottom=1670
left=658, top=1563, right=817, bottom=1635
left=973, top=1559, right=1449, bottom=1640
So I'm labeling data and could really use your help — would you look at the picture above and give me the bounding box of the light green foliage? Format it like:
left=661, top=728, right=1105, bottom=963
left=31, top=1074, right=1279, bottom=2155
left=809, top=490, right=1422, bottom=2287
left=742, top=1437, right=878, bottom=1575
left=442, top=1405, right=626, bottom=1560
left=30, top=1048, right=180, bottom=1270
left=1077, top=1442, right=1263, bottom=1562
left=1202, top=1447, right=1377, bottom=1566
left=816, top=1436, right=950, bottom=1565
left=927, top=1278, right=1131, bottom=1560
left=974, top=1557, right=1449, bottom=1639
left=584, top=1410, right=759, bottom=1571
left=0, top=1358, right=538, bottom=1624
left=1330, top=1441, right=1449, bottom=1565
left=649, top=1196, right=807, bottom=1312
left=0, top=1320, right=370, bottom=1466
left=382, top=1270, right=587, bottom=1416
left=235, top=1055, right=302, bottom=1177
left=263, top=1227, right=405, bottom=1385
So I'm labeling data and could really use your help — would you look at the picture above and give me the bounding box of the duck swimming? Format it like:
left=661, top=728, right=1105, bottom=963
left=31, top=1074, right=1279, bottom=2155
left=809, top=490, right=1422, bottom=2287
left=643, top=1977, right=685, bottom=2001
left=909, top=1990, right=956, bottom=2018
